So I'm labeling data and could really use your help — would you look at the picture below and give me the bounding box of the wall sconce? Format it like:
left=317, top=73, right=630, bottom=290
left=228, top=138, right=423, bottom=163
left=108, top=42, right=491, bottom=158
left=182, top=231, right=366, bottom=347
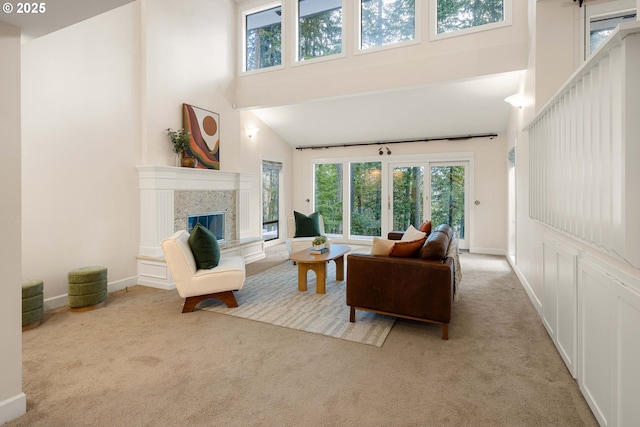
left=504, top=94, right=528, bottom=109
left=378, top=147, right=392, bottom=155
left=246, top=127, right=260, bottom=138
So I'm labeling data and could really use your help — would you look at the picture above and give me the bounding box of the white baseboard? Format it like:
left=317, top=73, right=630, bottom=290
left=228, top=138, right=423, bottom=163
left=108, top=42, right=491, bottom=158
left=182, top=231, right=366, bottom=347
left=43, top=276, right=140, bottom=312
left=137, top=276, right=176, bottom=291
left=0, top=392, right=26, bottom=425
left=469, top=247, right=507, bottom=256
left=506, top=256, right=542, bottom=316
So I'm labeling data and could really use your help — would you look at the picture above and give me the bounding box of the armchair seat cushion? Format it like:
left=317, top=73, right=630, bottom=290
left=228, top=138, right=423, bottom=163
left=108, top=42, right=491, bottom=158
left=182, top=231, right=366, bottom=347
left=162, top=230, right=246, bottom=312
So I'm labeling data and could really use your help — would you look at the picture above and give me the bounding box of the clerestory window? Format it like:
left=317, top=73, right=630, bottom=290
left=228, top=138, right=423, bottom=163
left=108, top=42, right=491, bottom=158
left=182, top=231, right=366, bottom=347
left=359, top=0, right=416, bottom=51
left=589, top=11, right=637, bottom=54
left=245, top=4, right=283, bottom=72
left=431, top=0, right=511, bottom=40
left=297, top=0, right=343, bottom=62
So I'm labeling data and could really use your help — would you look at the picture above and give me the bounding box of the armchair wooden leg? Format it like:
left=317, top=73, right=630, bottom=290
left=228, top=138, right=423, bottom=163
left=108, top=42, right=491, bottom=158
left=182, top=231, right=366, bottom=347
left=182, top=291, right=239, bottom=313
left=349, top=306, right=355, bottom=322
left=442, top=323, right=449, bottom=340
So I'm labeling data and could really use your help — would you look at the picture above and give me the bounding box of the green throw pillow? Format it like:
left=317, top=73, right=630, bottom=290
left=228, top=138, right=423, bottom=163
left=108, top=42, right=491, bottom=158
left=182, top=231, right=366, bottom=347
left=188, top=223, right=220, bottom=269
left=294, top=211, right=321, bottom=237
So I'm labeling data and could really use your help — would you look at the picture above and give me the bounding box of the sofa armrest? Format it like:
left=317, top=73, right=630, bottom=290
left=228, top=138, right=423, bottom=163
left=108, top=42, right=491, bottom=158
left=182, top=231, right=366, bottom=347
left=387, top=231, right=405, bottom=240
left=346, top=254, right=454, bottom=323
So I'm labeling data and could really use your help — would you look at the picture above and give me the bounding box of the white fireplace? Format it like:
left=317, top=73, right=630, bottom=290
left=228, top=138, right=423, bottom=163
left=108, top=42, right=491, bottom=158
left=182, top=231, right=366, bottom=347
left=136, top=165, right=264, bottom=289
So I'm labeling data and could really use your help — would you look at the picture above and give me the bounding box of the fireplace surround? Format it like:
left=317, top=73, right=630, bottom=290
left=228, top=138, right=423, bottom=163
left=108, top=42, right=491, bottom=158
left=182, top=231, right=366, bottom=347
left=136, top=165, right=264, bottom=289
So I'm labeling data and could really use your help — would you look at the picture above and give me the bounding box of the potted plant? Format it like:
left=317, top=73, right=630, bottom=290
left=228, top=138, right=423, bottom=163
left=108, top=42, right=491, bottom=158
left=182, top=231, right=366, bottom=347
left=312, top=235, right=327, bottom=250
left=166, top=128, right=196, bottom=167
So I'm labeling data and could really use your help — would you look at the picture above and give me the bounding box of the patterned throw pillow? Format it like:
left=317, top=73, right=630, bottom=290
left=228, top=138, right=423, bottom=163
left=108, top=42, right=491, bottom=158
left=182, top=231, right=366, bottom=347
left=188, top=223, right=220, bottom=269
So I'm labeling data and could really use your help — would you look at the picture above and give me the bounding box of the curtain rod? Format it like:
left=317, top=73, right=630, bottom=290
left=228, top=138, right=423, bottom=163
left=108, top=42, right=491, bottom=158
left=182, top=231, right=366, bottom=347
left=295, top=133, right=498, bottom=151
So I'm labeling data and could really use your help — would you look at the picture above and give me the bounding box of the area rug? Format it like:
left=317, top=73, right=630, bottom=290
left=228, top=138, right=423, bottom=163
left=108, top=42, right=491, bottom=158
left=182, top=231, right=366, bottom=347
left=200, top=261, right=395, bottom=347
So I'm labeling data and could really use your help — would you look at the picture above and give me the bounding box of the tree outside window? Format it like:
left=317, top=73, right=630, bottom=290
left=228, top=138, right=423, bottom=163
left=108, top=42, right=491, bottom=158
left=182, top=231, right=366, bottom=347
left=246, top=6, right=282, bottom=71
left=298, top=0, right=342, bottom=61
left=436, top=0, right=505, bottom=35
left=350, top=162, right=382, bottom=237
left=314, top=163, right=343, bottom=234
left=360, top=0, right=415, bottom=50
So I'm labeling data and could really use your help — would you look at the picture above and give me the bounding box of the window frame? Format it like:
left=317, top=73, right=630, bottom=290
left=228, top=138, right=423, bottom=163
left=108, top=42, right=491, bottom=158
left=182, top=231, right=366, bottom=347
left=578, top=0, right=636, bottom=62
left=428, top=0, right=512, bottom=42
left=293, top=0, right=347, bottom=66
left=354, top=0, right=422, bottom=56
left=240, top=1, right=286, bottom=75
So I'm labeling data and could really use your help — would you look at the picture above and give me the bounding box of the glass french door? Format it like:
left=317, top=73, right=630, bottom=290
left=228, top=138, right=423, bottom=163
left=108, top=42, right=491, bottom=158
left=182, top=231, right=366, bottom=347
left=390, top=161, right=469, bottom=249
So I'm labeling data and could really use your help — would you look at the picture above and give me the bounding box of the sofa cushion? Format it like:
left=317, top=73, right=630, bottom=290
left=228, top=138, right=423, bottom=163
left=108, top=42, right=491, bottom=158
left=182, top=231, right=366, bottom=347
left=371, top=237, right=395, bottom=255
left=434, top=223, right=453, bottom=239
left=293, top=211, right=322, bottom=237
left=401, top=225, right=427, bottom=241
left=419, top=230, right=451, bottom=260
left=418, top=220, right=432, bottom=235
left=188, top=223, right=221, bottom=270
left=390, top=237, right=427, bottom=258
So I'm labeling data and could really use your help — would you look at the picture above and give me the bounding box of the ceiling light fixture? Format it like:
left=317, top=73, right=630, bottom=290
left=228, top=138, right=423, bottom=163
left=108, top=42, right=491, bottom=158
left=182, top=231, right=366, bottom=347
left=504, top=93, right=528, bottom=109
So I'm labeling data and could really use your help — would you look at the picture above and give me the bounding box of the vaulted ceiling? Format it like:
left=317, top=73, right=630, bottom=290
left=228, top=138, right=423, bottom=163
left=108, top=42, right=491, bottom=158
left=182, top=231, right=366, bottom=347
left=0, top=0, right=134, bottom=39
left=249, top=70, right=525, bottom=148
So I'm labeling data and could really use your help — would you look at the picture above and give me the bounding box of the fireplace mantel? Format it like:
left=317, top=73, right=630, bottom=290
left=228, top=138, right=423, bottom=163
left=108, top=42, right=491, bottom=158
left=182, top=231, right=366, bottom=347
left=137, top=165, right=253, bottom=192
left=136, top=165, right=263, bottom=289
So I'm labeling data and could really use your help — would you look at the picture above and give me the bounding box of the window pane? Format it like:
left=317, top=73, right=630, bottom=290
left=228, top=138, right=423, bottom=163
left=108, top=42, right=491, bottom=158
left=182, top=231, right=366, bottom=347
left=262, top=161, right=281, bottom=241
left=393, top=166, right=424, bottom=231
left=436, top=0, right=504, bottom=35
left=246, top=6, right=282, bottom=71
left=360, top=0, right=415, bottom=49
left=350, top=162, right=381, bottom=237
left=589, top=12, right=637, bottom=53
left=430, top=165, right=465, bottom=239
left=314, top=163, right=343, bottom=234
left=299, top=0, right=342, bottom=61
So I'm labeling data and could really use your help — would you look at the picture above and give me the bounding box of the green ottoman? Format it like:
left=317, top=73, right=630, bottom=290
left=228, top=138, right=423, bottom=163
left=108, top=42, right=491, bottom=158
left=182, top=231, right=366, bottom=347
left=68, top=266, right=108, bottom=311
left=22, top=279, right=44, bottom=331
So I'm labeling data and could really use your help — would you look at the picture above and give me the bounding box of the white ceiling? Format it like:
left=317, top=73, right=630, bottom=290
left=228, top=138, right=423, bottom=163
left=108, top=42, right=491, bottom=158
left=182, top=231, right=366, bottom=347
left=0, top=0, right=134, bottom=39
left=249, top=70, right=525, bottom=148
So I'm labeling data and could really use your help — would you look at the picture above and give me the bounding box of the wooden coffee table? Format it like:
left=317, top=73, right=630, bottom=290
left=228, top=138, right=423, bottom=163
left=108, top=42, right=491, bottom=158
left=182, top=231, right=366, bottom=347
left=289, top=244, right=351, bottom=294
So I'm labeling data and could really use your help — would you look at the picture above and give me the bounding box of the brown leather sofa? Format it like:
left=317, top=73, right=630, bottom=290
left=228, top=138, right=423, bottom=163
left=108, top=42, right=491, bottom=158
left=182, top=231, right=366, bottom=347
left=346, top=224, right=457, bottom=340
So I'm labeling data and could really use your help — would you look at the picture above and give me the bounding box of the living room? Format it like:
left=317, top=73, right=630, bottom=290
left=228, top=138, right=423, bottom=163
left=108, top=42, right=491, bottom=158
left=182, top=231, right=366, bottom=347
left=2, top=0, right=640, bottom=425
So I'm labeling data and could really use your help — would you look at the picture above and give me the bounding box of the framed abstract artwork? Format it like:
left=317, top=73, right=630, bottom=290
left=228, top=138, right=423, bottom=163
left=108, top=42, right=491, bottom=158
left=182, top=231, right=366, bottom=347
left=182, top=104, right=220, bottom=170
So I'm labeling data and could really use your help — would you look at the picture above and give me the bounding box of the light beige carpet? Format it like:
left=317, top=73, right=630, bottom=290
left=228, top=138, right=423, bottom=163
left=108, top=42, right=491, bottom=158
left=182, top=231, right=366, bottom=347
left=8, top=252, right=599, bottom=427
left=200, top=261, right=395, bottom=347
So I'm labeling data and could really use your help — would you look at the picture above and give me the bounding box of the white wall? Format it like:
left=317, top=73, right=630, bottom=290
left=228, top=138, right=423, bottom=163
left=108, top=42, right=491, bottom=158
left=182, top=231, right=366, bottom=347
left=0, top=20, right=26, bottom=426
left=20, top=0, right=294, bottom=304
left=240, top=110, right=294, bottom=242
left=142, top=0, right=241, bottom=171
left=21, top=3, right=142, bottom=306
left=292, top=135, right=508, bottom=253
left=236, top=0, right=530, bottom=109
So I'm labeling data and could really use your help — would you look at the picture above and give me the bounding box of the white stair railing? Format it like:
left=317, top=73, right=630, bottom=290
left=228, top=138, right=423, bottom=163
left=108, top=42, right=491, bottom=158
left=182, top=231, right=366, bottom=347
left=526, top=22, right=640, bottom=267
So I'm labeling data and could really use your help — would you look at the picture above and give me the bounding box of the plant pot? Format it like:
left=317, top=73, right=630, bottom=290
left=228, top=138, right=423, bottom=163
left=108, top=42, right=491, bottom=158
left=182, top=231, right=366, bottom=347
left=313, top=244, right=325, bottom=251
left=181, top=156, right=197, bottom=168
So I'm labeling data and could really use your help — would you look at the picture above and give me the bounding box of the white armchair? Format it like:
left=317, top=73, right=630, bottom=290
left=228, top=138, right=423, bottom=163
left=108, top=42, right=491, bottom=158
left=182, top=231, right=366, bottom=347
left=285, top=215, right=331, bottom=258
left=161, top=230, right=245, bottom=313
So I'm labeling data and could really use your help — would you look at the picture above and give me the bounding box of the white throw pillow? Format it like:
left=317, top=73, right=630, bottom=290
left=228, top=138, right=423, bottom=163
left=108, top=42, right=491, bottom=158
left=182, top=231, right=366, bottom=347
left=371, top=237, right=395, bottom=255
left=401, top=225, right=427, bottom=241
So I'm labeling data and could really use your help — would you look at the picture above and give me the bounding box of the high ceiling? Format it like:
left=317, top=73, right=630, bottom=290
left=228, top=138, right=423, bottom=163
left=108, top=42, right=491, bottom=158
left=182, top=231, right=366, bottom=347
left=2, top=0, right=525, bottom=149
left=0, top=0, right=134, bottom=39
left=249, top=70, right=525, bottom=148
